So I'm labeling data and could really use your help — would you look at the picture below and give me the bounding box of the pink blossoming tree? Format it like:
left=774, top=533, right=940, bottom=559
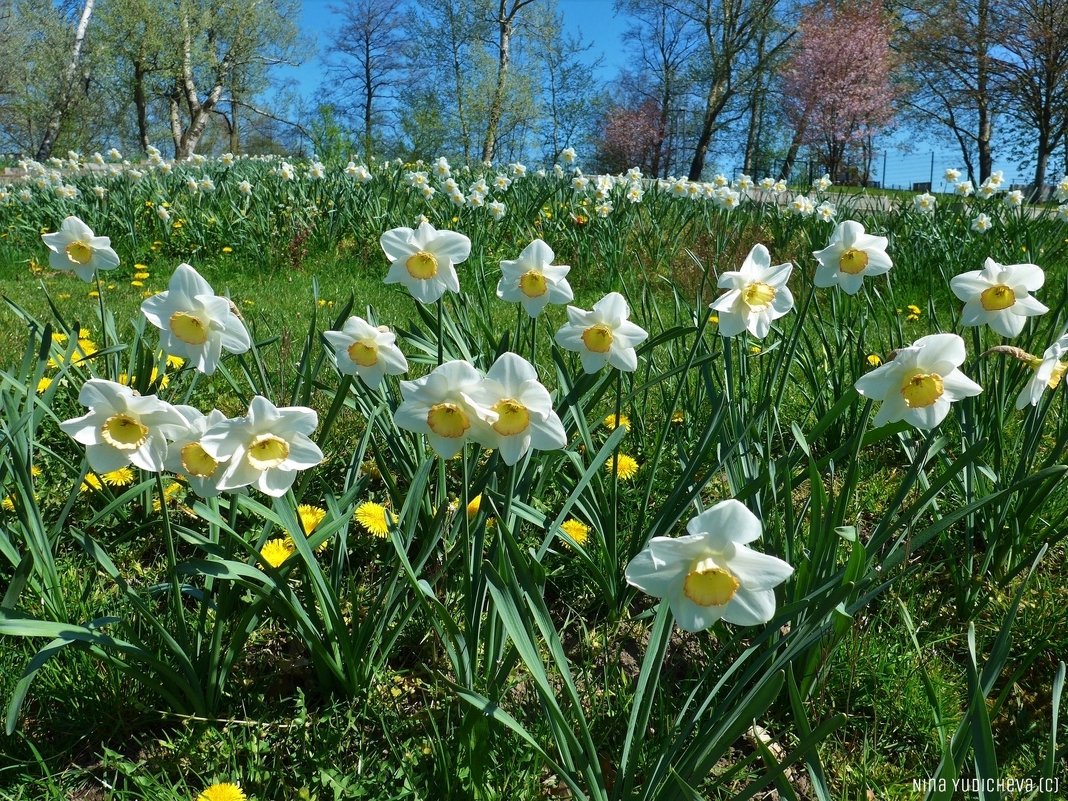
left=594, top=99, right=664, bottom=175
left=781, top=0, right=897, bottom=183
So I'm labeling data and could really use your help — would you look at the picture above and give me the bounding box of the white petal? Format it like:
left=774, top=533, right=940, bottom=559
left=686, top=499, right=762, bottom=547
left=940, top=369, right=982, bottom=401
left=720, top=587, right=777, bottom=625
left=592, top=292, right=630, bottom=325
left=258, top=466, right=297, bottom=497
left=625, top=547, right=688, bottom=598
left=380, top=226, right=414, bottom=261
left=429, top=229, right=471, bottom=264
left=727, top=546, right=794, bottom=590
left=85, top=443, right=134, bottom=473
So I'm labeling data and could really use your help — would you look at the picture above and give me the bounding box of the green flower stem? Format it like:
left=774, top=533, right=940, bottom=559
left=608, top=369, right=622, bottom=605
left=155, top=472, right=189, bottom=646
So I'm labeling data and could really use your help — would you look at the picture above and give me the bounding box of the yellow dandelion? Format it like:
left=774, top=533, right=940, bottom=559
left=196, top=782, right=247, bottom=801
left=603, top=414, right=631, bottom=431
left=361, top=460, right=382, bottom=480
left=1, top=496, right=14, bottom=512
left=134, top=271, right=150, bottom=280
left=295, top=504, right=329, bottom=553
left=52, top=332, right=69, bottom=344
left=81, top=473, right=104, bottom=492
left=867, top=354, right=883, bottom=367
left=560, top=519, right=590, bottom=547
left=905, top=313, right=919, bottom=322
left=102, top=467, right=135, bottom=487
left=131, top=280, right=144, bottom=287
left=354, top=501, right=396, bottom=539
left=30, top=464, right=42, bottom=478
left=142, top=289, right=155, bottom=298
left=36, top=376, right=52, bottom=393
left=710, top=314, right=719, bottom=324
left=152, top=482, right=182, bottom=511
left=88, top=290, right=100, bottom=298
left=671, top=410, right=685, bottom=425
left=222, top=246, right=233, bottom=254
left=607, top=454, right=640, bottom=481
left=259, top=538, right=295, bottom=568
left=907, top=304, right=922, bottom=316
left=166, top=354, right=185, bottom=369
left=749, top=345, right=761, bottom=354
left=134, top=263, right=148, bottom=269
left=466, top=494, right=481, bottom=519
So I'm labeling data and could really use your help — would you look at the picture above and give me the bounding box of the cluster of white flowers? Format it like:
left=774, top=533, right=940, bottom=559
left=61, top=383, right=324, bottom=498
left=394, top=354, right=567, bottom=464
left=789, top=194, right=815, bottom=216
left=40, top=202, right=1068, bottom=637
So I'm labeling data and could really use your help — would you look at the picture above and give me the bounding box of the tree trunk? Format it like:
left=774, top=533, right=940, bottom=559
left=688, top=75, right=730, bottom=180
left=363, top=33, right=373, bottom=159
left=36, top=0, right=95, bottom=161
left=1032, top=129, right=1049, bottom=198
left=652, top=90, right=670, bottom=177
left=976, top=0, right=993, bottom=182
left=133, top=57, right=149, bottom=153
left=482, top=1, right=513, bottom=163
left=779, top=123, right=806, bottom=181
left=743, top=30, right=768, bottom=175
left=229, top=96, right=240, bottom=153
left=743, top=85, right=764, bottom=175
left=170, top=9, right=231, bottom=160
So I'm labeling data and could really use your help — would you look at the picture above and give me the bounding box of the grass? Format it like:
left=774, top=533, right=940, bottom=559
left=1, top=159, right=1067, bottom=800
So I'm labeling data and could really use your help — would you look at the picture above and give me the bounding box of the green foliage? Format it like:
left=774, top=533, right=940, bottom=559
left=1, top=161, right=1067, bottom=799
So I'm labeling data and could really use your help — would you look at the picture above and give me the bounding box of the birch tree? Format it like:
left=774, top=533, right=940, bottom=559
left=35, top=0, right=95, bottom=161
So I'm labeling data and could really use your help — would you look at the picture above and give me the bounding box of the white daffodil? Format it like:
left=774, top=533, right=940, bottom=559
left=944, top=168, right=962, bottom=182
left=625, top=499, right=793, bottom=632
left=379, top=221, right=471, bottom=304
left=812, top=220, right=892, bottom=295
left=555, top=292, right=649, bottom=374
left=711, top=244, right=794, bottom=338
left=465, top=353, right=567, bottom=465
left=971, top=213, right=992, bottom=233
left=914, top=192, right=936, bottom=213
left=165, top=407, right=230, bottom=497
left=200, top=396, right=323, bottom=497
left=323, top=316, right=408, bottom=389
left=59, top=379, right=186, bottom=473
left=497, top=239, right=574, bottom=317
left=41, top=216, right=120, bottom=282
left=1015, top=335, right=1068, bottom=409
left=854, top=333, right=982, bottom=429
left=393, top=360, right=495, bottom=458
left=140, top=263, right=251, bottom=375
left=949, top=258, right=1047, bottom=338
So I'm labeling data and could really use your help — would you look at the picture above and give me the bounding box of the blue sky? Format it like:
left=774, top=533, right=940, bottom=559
left=285, top=0, right=1024, bottom=187
left=289, top=0, right=630, bottom=96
